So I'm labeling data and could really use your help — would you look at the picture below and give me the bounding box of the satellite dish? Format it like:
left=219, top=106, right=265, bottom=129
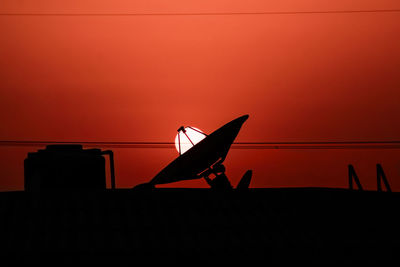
left=135, top=115, right=249, bottom=188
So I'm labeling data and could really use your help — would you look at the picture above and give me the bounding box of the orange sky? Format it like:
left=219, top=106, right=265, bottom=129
left=1, top=1, right=400, bottom=191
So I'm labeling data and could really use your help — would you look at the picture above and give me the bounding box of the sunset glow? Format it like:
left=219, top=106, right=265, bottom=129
left=1, top=1, right=400, bottom=191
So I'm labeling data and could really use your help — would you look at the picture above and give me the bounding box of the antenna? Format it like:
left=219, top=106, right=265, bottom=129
left=135, top=115, right=249, bottom=188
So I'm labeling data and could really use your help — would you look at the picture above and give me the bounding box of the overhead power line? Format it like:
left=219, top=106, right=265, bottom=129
left=1, top=9, right=400, bottom=17
left=1, top=140, right=400, bottom=150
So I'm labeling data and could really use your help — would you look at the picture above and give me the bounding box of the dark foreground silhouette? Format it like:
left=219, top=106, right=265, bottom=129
left=0, top=188, right=399, bottom=264
left=7, top=115, right=399, bottom=263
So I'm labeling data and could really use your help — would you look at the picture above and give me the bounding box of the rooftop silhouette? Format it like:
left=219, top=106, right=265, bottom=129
left=0, top=115, right=399, bottom=263
left=1, top=188, right=399, bottom=264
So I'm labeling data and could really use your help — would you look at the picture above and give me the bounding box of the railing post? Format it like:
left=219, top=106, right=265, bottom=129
left=348, top=165, right=363, bottom=191
left=377, top=164, right=391, bottom=192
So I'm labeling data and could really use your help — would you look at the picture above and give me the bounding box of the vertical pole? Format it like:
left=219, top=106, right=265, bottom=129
left=102, top=150, right=115, bottom=190
left=109, top=151, right=115, bottom=190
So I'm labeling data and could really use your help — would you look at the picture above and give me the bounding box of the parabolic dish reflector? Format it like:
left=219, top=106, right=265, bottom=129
left=149, top=115, right=249, bottom=185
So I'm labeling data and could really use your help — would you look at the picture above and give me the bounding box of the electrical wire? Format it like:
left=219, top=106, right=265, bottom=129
left=1, top=9, right=400, bottom=16
left=1, top=140, right=400, bottom=149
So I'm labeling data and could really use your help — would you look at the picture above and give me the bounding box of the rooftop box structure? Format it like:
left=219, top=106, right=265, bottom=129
left=24, top=145, right=115, bottom=191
